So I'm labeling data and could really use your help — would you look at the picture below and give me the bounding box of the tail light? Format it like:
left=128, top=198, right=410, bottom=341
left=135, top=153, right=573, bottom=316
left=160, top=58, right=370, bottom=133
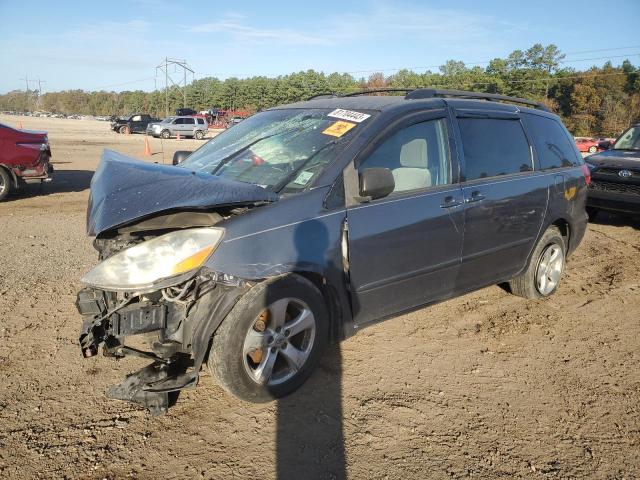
left=581, top=164, right=591, bottom=185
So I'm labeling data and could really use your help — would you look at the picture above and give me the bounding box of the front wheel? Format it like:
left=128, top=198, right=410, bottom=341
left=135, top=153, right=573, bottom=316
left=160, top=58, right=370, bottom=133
left=208, top=274, right=329, bottom=403
left=160, top=129, right=171, bottom=139
left=588, top=146, right=597, bottom=153
left=118, top=125, right=128, bottom=134
left=508, top=226, right=566, bottom=299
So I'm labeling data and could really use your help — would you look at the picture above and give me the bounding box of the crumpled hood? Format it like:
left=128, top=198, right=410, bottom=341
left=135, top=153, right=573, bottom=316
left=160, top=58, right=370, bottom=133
left=87, top=149, right=278, bottom=236
left=586, top=149, right=640, bottom=168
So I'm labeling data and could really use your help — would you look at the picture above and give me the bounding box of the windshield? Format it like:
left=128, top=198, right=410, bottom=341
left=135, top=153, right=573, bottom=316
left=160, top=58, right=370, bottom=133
left=613, top=126, right=640, bottom=151
left=180, top=108, right=373, bottom=192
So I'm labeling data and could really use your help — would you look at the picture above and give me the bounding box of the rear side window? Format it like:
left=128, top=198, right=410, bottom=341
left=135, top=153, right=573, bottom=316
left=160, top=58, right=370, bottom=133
left=458, top=118, right=532, bottom=181
left=522, top=114, right=580, bottom=169
left=184, top=118, right=195, bottom=125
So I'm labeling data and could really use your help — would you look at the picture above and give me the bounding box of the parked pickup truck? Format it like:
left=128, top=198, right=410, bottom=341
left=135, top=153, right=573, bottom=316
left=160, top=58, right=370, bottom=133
left=111, top=114, right=159, bottom=134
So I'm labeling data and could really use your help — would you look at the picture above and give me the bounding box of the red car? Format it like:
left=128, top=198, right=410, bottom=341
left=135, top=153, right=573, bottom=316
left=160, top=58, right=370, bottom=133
left=0, top=123, right=53, bottom=201
left=574, top=137, right=602, bottom=154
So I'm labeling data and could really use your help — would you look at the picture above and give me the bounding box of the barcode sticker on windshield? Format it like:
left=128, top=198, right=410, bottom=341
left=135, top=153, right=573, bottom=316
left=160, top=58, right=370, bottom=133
left=328, top=109, right=371, bottom=123
left=293, top=170, right=314, bottom=185
left=323, top=120, right=356, bottom=137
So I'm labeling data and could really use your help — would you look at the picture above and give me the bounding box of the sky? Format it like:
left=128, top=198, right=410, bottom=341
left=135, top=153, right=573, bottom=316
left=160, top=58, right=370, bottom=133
left=1, top=0, right=639, bottom=94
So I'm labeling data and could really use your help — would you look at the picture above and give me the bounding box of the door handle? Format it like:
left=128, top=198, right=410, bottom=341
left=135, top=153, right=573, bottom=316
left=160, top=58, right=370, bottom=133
left=440, top=196, right=462, bottom=208
left=464, top=191, right=485, bottom=203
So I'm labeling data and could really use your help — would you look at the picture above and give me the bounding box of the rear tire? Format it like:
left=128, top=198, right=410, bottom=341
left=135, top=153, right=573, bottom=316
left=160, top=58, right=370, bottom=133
left=208, top=274, right=329, bottom=403
left=508, top=226, right=565, bottom=299
left=0, top=168, right=12, bottom=201
left=195, top=130, right=204, bottom=140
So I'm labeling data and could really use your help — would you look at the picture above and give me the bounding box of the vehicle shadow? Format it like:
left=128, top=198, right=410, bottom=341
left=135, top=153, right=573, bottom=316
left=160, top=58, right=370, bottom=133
left=273, top=218, right=348, bottom=480
left=589, top=211, right=640, bottom=230
left=7, top=169, right=93, bottom=201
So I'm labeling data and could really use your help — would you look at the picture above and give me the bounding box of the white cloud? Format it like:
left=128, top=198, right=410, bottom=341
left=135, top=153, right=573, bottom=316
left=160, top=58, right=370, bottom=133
left=189, top=17, right=331, bottom=46
left=189, top=5, right=524, bottom=51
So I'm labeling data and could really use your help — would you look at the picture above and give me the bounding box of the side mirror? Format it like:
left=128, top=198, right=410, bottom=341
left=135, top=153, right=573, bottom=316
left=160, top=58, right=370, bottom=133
left=172, top=150, right=192, bottom=166
left=358, top=167, right=395, bottom=201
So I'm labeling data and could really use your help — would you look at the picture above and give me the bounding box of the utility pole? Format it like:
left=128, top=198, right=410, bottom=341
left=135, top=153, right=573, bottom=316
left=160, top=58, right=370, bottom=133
left=19, top=75, right=31, bottom=92
left=155, top=58, right=194, bottom=117
left=20, top=76, right=31, bottom=110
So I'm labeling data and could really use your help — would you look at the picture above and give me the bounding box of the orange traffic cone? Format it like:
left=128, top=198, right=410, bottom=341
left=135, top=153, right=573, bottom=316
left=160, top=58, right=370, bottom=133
left=143, top=136, right=152, bottom=156
left=17, top=121, right=23, bottom=129
left=176, top=132, right=181, bottom=141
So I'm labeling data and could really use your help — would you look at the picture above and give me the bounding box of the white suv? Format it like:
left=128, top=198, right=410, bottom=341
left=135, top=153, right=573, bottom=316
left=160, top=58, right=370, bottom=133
left=147, top=116, right=208, bottom=139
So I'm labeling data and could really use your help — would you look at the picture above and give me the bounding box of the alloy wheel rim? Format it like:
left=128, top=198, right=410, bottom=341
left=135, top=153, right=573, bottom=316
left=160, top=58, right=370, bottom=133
left=242, top=298, right=316, bottom=387
left=0, top=175, right=5, bottom=195
left=535, top=243, right=564, bottom=295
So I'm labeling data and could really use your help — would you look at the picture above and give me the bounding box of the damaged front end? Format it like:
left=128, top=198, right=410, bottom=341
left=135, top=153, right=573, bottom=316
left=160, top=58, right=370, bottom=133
left=76, top=150, right=277, bottom=414
left=77, top=269, right=247, bottom=415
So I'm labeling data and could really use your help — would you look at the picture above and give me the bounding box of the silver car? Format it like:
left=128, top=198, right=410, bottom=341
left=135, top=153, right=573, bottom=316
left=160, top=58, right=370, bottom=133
left=147, top=116, right=208, bottom=139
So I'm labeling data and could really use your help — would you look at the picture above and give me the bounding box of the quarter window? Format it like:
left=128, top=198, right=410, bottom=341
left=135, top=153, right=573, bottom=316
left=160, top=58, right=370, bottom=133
left=522, top=113, right=581, bottom=169
left=358, top=118, right=451, bottom=193
left=458, top=118, right=532, bottom=181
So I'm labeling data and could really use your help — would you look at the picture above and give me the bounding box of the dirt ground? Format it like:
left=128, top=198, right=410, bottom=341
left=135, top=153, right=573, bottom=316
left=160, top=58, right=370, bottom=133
left=0, top=114, right=639, bottom=480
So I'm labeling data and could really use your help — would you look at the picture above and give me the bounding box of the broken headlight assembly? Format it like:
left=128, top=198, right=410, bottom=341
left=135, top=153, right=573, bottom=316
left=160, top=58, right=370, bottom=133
left=81, top=227, right=224, bottom=292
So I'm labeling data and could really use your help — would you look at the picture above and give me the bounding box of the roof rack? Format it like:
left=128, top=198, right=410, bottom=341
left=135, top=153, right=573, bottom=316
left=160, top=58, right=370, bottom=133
left=306, top=92, right=338, bottom=100
left=342, top=88, right=415, bottom=97
left=306, top=88, right=549, bottom=112
left=405, top=88, right=549, bottom=111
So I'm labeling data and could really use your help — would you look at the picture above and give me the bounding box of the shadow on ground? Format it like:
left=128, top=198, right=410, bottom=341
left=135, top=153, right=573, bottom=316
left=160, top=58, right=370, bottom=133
left=590, top=210, right=640, bottom=230
left=7, top=170, right=93, bottom=201
left=276, top=345, right=346, bottom=480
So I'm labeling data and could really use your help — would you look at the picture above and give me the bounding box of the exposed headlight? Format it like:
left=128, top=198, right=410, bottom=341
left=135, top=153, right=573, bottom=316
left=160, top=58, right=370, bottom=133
left=81, top=227, right=224, bottom=292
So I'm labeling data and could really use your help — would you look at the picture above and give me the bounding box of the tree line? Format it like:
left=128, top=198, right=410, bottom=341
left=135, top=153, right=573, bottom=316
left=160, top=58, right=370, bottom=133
left=1, top=44, right=639, bottom=137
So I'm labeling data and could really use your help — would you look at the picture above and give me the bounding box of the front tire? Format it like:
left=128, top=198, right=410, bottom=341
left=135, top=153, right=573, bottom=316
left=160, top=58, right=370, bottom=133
left=161, top=129, right=171, bottom=139
left=588, top=146, right=597, bottom=153
left=118, top=125, right=128, bottom=134
left=0, top=168, right=12, bottom=201
left=208, top=274, right=329, bottom=403
left=508, top=226, right=566, bottom=299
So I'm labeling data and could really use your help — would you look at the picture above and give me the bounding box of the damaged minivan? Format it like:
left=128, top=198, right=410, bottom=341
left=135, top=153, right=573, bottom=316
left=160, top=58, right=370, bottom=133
left=77, top=89, right=589, bottom=414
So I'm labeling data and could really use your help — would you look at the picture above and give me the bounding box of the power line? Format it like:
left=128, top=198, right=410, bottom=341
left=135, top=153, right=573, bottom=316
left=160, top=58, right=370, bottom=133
left=194, top=48, right=640, bottom=79
left=94, top=77, right=156, bottom=90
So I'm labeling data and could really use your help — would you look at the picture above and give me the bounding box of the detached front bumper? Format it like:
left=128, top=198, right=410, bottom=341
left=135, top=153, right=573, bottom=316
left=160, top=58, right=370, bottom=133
left=76, top=271, right=248, bottom=414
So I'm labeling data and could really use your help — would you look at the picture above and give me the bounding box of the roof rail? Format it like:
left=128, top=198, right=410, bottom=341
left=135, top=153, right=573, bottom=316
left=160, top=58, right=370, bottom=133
left=405, top=88, right=549, bottom=111
left=307, top=92, right=338, bottom=100
left=342, top=88, right=415, bottom=97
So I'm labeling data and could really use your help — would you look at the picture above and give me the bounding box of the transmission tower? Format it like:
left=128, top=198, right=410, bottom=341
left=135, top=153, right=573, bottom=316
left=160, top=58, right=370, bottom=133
left=155, top=58, right=195, bottom=117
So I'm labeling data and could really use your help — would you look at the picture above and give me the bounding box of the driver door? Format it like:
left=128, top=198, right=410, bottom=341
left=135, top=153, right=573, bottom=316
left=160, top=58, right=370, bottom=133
left=345, top=112, right=464, bottom=325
